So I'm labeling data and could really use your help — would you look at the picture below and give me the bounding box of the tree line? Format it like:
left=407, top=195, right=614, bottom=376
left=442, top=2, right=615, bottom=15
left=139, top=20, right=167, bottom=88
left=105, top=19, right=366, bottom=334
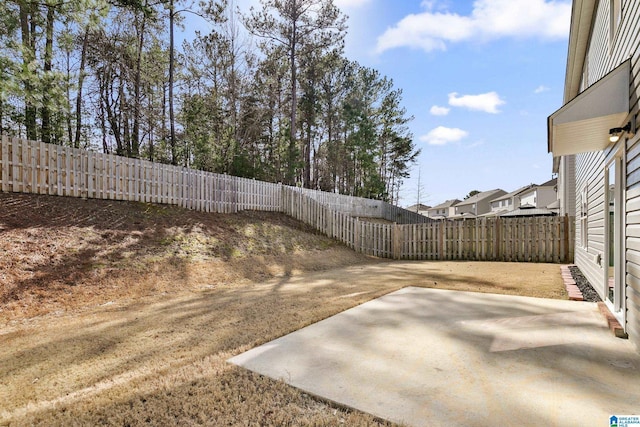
left=0, top=0, right=419, bottom=202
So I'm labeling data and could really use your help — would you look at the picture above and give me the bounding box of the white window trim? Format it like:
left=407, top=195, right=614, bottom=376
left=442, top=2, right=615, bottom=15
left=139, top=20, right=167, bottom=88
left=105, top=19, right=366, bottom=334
left=580, top=187, right=589, bottom=249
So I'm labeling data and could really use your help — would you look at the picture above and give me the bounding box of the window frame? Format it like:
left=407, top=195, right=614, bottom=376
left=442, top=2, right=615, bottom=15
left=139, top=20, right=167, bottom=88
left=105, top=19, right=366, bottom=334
left=580, top=187, right=589, bottom=248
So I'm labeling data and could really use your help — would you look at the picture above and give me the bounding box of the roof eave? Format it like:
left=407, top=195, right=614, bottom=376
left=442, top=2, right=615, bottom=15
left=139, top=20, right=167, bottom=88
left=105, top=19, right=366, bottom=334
left=565, top=0, right=597, bottom=102
left=549, top=0, right=597, bottom=154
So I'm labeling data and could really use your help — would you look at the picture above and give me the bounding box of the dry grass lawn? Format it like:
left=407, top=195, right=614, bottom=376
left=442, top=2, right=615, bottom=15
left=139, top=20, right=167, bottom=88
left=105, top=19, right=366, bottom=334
left=0, top=193, right=567, bottom=426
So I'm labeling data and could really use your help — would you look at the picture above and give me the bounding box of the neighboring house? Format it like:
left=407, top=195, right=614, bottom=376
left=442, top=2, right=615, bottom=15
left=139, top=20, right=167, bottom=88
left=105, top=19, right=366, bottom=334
left=505, top=178, right=560, bottom=217
left=487, top=184, right=535, bottom=216
left=450, top=189, right=506, bottom=219
left=519, top=178, right=558, bottom=209
left=427, top=199, right=460, bottom=219
left=548, top=0, right=640, bottom=346
left=405, top=203, right=431, bottom=217
left=486, top=180, right=559, bottom=218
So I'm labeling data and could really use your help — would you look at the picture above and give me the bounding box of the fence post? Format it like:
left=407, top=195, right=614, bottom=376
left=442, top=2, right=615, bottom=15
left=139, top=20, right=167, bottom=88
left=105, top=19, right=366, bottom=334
left=494, top=216, right=501, bottom=261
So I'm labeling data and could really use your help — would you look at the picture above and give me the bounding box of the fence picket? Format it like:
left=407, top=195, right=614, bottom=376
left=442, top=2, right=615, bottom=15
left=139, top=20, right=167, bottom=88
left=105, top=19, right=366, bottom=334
left=0, top=137, right=574, bottom=263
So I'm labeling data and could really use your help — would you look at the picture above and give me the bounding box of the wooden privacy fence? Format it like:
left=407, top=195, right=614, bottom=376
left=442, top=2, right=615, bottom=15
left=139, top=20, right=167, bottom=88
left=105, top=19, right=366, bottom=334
left=297, top=187, right=431, bottom=224
left=0, top=136, right=283, bottom=213
left=1, top=136, right=574, bottom=262
left=282, top=187, right=575, bottom=262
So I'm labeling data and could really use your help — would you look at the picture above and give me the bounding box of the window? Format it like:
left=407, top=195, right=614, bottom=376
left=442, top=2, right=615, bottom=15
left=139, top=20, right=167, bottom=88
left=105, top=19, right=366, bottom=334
left=580, top=188, right=589, bottom=248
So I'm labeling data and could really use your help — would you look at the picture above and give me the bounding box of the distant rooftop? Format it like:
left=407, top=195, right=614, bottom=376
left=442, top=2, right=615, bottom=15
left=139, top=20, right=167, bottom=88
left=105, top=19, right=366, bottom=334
left=430, top=199, right=461, bottom=209
left=456, top=189, right=505, bottom=207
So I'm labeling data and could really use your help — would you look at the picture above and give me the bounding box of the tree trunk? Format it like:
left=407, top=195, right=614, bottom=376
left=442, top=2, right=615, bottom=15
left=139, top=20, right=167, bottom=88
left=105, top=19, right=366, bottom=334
left=304, top=113, right=311, bottom=187
left=74, top=29, right=89, bottom=148
left=102, top=66, right=124, bottom=156
left=132, top=9, right=146, bottom=158
left=287, top=12, right=297, bottom=185
left=147, top=83, right=155, bottom=161
left=169, top=0, right=177, bottom=165
left=19, top=1, right=37, bottom=141
left=120, top=82, right=131, bottom=156
left=66, top=47, right=73, bottom=144
left=41, top=3, right=55, bottom=144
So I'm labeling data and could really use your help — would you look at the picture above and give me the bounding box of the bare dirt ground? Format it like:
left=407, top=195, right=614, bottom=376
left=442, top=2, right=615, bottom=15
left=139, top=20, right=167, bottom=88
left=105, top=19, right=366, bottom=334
left=0, top=192, right=375, bottom=322
left=0, top=192, right=567, bottom=426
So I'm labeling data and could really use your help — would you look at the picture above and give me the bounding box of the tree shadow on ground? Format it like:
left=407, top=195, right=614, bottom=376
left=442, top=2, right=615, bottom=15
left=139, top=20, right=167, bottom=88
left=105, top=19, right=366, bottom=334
left=0, top=192, right=355, bottom=319
left=2, top=269, right=637, bottom=426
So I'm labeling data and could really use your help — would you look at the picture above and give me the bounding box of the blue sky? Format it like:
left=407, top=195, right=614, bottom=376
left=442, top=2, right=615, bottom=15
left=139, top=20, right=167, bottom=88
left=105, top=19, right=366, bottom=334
left=336, top=0, right=571, bottom=207
left=186, top=0, right=572, bottom=207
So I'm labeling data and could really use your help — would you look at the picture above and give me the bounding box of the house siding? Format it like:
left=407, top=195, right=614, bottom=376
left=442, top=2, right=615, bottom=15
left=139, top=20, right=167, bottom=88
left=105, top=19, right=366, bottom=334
left=559, top=156, right=576, bottom=216
left=520, top=192, right=536, bottom=206
left=536, top=187, right=559, bottom=208
left=573, top=0, right=640, bottom=345
left=625, top=134, right=640, bottom=341
left=581, top=1, right=609, bottom=90
left=575, top=149, right=607, bottom=296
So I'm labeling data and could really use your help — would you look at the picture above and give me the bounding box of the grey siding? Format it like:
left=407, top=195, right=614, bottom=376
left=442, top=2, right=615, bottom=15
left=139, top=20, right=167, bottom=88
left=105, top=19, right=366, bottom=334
left=575, top=0, right=640, bottom=345
left=559, top=155, right=576, bottom=217
left=625, top=134, right=640, bottom=341
left=575, top=149, right=607, bottom=298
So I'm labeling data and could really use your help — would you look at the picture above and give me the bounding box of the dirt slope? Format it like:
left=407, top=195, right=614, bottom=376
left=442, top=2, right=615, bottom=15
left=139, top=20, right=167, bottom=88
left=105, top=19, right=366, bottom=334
left=0, top=192, right=377, bottom=323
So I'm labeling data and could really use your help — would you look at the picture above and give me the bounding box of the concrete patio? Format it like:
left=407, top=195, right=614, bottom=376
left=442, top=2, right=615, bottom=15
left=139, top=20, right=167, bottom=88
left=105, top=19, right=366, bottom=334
left=229, top=287, right=640, bottom=427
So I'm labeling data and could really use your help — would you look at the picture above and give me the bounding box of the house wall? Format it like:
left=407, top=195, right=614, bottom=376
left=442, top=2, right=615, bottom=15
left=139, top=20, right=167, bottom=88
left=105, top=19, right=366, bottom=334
left=490, top=200, right=509, bottom=212
left=574, top=0, right=640, bottom=345
left=477, top=199, right=492, bottom=215
left=455, top=204, right=475, bottom=215
left=520, top=191, right=537, bottom=207
left=575, top=149, right=607, bottom=300
left=536, top=187, right=558, bottom=208
left=625, top=133, right=640, bottom=342
left=559, top=155, right=576, bottom=216
left=428, top=207, right=447, bottom=217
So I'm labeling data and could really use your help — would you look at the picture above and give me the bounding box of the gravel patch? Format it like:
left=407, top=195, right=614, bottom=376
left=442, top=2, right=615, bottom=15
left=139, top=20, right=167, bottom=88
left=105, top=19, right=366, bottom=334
left=568, top=266, right=602, bottom=302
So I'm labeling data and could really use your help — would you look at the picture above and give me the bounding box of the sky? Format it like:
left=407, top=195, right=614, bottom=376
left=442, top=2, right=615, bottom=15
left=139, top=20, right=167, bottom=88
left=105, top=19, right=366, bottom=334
left=185, top=0, right=572, bottom=208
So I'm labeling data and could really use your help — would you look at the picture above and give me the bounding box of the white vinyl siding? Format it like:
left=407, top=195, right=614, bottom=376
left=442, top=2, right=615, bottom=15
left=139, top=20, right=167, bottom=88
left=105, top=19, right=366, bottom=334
left=625, top=133, right=640, bottom=340
left=610, top=0, right=622, bottom=50
left=520, top=192, right=536, bottom=206
left=575, top=149, right=607, bottom=294
left=558, top=155, right=576, bottom=217
left=580, top=188, right=589, bottom=248
left=575, top=0, right=640, bottom=344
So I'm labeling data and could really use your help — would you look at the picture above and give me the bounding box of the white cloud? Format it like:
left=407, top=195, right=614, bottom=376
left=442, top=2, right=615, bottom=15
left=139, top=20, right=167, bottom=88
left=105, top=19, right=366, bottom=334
left=420, top=0, right=436, bottom=10
left=335, top=0, right=372, bottom=9
left=534, top=85, right=550, bottom=94
left=448, top=91, right=505, bottom=114
left=430, top=105, right=450, bottom=116
left=420, top=126, right=469, bottom=146
left=375, top=0, right=571, bottom=54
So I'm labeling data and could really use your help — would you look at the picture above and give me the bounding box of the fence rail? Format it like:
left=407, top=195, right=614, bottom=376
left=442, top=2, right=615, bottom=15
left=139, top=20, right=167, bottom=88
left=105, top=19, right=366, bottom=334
left=1, top=136, right=574, bottom=263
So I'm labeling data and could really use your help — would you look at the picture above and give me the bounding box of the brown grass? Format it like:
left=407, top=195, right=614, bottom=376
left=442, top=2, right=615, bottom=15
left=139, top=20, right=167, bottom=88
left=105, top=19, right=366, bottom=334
left=0, top=193, right=566, bottom=426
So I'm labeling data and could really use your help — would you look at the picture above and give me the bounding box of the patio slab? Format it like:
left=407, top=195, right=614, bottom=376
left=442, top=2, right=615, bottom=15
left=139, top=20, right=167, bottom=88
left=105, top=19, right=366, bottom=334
left=229, top=287, right=640, bottom=427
